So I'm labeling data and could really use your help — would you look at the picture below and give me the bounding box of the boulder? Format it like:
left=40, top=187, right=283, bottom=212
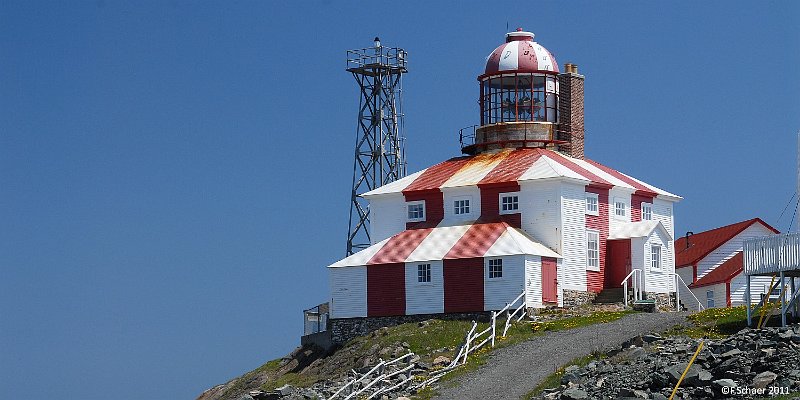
left=274, top=385, right=294, bottom=396
left=643, top=334, right=663, bottom=343
left=560, top=387, right=589, bottom=400
left=433, top=355, right=451, bottom=367
left=712, top=378, right=736, bottom=389
left=753, top=371, right=778, bottom=389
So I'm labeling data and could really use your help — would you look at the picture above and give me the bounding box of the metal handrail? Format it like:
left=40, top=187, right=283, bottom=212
left=673, top=273, right=704, bottom=311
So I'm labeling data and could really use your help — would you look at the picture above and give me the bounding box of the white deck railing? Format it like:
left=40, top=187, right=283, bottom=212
left=744, top=232, right=800, bottom=275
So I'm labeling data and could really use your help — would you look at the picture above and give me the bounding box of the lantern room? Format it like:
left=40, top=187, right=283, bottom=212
left=481, top=29, right=559, bottom=124
left=463, top=28, right=571, bottom=155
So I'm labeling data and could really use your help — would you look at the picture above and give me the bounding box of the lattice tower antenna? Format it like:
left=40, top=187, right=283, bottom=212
left=345, top=38, right=408, bottom=256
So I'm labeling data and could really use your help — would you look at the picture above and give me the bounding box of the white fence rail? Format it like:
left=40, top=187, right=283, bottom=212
left=744, top=232, right=800, bottom=275
left=330, top=291, right=529, bottom=398
left=415, top=290, right=528, bottom=390
left=327, top=353, right=415, bottom=400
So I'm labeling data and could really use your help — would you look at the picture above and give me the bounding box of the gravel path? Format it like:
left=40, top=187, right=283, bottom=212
left=433, top=312, right=690, bottom=400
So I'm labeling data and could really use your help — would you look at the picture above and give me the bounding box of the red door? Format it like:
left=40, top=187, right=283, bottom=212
left=443, top=258, right=484, bottom=312
left=541, top=257, right=558, bottom=303
left=367, top=263, right=406, bottom=316
left=605, top=239, right=632, bottom=288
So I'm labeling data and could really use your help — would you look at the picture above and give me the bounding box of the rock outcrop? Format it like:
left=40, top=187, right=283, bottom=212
left=534, top=325, right=800, bottom=400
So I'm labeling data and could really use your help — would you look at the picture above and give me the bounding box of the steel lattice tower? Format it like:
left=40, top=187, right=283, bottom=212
left=345, top=38, right=408, bottom=256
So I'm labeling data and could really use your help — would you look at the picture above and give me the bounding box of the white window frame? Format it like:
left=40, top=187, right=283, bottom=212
left=585, top=192, right=599, bottom=216
left=586, top=230, right=600, bottom=271
left=641, top=202, right=652, bottom=221
left=406, top=200, right=426, bottom=222
left=417, top=263, right=432, bottom=284
left=453, top=196, right=472, bottom=216
left=487, top=258, right=503, bottom=279
left=613, top=197, right=627, bottom=220
left=651, top=244, right=662, bottom=270
left=499, top=192, right=520, bottom=214
left=706, top=290, right=715, bottom=308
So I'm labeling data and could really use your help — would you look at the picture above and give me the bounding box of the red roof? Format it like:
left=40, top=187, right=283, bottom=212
left=690, top=252, right=742, bottom=288
left=674, top=218, right=779, bottom=268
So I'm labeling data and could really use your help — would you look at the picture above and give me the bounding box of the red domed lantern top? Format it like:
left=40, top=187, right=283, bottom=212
left=483, top=28, right=559, bottom=76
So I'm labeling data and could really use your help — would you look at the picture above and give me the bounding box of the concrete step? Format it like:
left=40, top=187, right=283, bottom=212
left=593, top=288, right=625, bottom=304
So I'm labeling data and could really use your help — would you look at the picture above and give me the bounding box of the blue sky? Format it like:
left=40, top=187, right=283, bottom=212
left=1, top=2, right=798, bottom=399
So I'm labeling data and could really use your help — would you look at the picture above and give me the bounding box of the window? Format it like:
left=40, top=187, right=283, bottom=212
left=585, top=193, right=599, bottom=215
left=642, top=203, right=652, bottom=221
left=586, top=230, right=599, bottom=271
left=454, top=199, right=471, bottom=215
left=417, top=264, right=431, bottom=283
left=614, top=198, right=627, bottom=218
left=488, top=258, right=503, bottom=278
left=706, top=290, right=715, bottom=308
left=407, top=201, right=425, bottom=222
left=500, top=193, right=519, bottom=214
left=651, top=245, right=662, bottom=270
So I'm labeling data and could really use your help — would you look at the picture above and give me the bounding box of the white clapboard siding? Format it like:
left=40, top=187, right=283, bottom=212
left=691, top=283, right=726, bottom=310
left=560, top=182, right=587, bottom=291
left=652, top=198, right=675, bottom=239
left=519, top=180, right=561, bottom=253
left=330, top=266, right=367, bottom=318
left=696, top=223, right=776, bottom=279
left=730, top=274, right=784, bottom=306
left=404, top=260, right=444, bottom=315
left=631, top=236, right=645, bottom=272
left=643, top=227, right=674, bottom=293
left=485, top=255, right=526, bottom=311
left=524, top=255, right=543, bottom=308
left=442, top=186, right=482, bottom=224
left=676, top=267, right=695, bottom=310
left=609, top=187, right=633, bottom=235
left=369, top=194, right=408, bottom=245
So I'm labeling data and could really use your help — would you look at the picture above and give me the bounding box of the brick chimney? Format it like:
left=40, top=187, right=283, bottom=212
left=558, top=63, right=585, bottom=159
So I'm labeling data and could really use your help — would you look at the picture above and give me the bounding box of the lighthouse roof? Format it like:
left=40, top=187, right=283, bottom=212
left=363, top=148, right=680, bottom=200
left=484, top=28, right=559, bottom=76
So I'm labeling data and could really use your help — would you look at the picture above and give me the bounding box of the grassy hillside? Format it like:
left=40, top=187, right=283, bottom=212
left=197, top=308, right=633, bottom=400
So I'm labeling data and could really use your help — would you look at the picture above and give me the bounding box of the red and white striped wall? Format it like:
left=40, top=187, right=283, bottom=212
left=328, top=221, right=562, bottom=318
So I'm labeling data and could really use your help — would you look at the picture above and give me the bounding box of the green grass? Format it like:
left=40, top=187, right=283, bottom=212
left=665, top=306, right=749, bottom=338
left=523, top=352, right=606, bottom=399
left=219, top=359, right=282, bottom=398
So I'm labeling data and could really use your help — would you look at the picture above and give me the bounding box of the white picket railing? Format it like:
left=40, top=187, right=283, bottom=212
left=744, top=232, right=800, bottom=275
left=673, top=273, right=704, bottom=311
left=621, top=269, right=644, bottom=306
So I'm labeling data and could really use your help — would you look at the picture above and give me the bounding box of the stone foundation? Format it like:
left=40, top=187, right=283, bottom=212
left=562, top=289, right=597, bottom=308
left=330, top=312, right=491, bottom=345
left=648, top=292, right=677, bottom=312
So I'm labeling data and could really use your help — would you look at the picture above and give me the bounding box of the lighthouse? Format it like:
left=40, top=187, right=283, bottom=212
left=313, top=29, right=681, bottom=346
left=463, top=28, right=584, bottom=158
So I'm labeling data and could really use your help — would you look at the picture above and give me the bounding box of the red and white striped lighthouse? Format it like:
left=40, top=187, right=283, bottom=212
left=323, top=29, right=680, bottom=344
